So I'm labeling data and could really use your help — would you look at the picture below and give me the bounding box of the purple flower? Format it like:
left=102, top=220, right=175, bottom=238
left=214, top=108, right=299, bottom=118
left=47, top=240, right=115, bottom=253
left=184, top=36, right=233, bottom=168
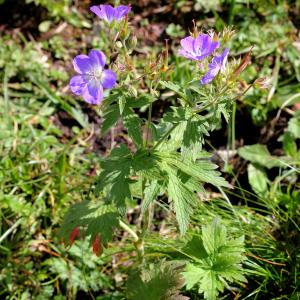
left=69, top=50, right=116, bottom=105
left=200, top=48, right=229, bottom=85
left=90, top=4, right=131, bottom=23
left=178, top=34, right=220, bottom=61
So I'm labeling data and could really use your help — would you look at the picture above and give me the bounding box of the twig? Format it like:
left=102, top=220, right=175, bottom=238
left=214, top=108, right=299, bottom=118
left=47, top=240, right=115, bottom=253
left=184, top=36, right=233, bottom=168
left=246, top=252, right=286, bottom=266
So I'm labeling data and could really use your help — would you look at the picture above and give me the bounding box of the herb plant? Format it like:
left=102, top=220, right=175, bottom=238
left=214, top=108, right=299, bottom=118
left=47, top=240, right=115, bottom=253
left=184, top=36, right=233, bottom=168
left=59, top=3, right=257, bottom=299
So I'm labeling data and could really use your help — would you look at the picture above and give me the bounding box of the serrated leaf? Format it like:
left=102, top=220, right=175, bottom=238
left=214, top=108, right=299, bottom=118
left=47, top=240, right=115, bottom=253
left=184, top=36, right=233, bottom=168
left=127, top=261, right=188, bottom=300
left=101, top=104, right=120, bottom=135
left=96, top=145, right=132, bottom=212
left=142, top=180, right=162, bottom=213
left=160, top=81, right=183, bottom=97
left=118, top=96, right=127, bottom=114
left=127, top=94, right=156, bottom=108
left=215, top=103, right=231, bottom=123
left=182, top=119, right=207, bottom=161
left=163, top=106, right=193, bottom=123
left=184, top=264, right=206, bottom=290
left=182, top=219, right=246, bottom=300
left=202, top=219, right=227, bottom=255
left=160, top=152, right=231, bottom=188
left=58, top=201, right=119, bottom=245
left=132, top=149, right=164, bottom=180
left=123, top=108, right=143, bottom=147
left=167, top=168, right=196, bottom=234
left=182, top=236, right=208, bottom=260
left=199, top=270, right=220, bottom=300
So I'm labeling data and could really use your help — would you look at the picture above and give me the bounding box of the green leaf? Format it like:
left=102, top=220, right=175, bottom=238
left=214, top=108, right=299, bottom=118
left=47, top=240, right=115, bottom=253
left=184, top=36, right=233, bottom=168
left=282, top=132, right=297, bottom=157
left=199, top=270, right=219, bottom=300
left=101, top=104, right=120, bottom=135
left=118, top=95, right=127, bottom=114
left=159, top=152, right=231, bottom=188
left=163, top=107, right=193, bottom=123
left=182, top=119, right=208, bottom=161
left=85, top=210, right=119, bottom=244
left=96, top=145, right=132, bottom=212
left=238, top=144, right=284, bottom=169
left=142, top=180, right=162, bottom=213
left=288, top=116, right=300, bottom=139
left=140, top=151, right=230, bottom=233
left=58, top=201, right=119, bottom=245
left=182, top=236, right=208, bottom=260
left=127, top=94, right=156, bottom=108
left=123, top=108, right=143, bottom=147
left=182, top=219, right=246, bottom=300
left=184, top=264, right=206, bottom=290
left=127, top=261, right=187, bottom=300
left=247, top=164, right=268, bottom=196
left=132, top=149, right=164, bottom=181
left=202, top=219, right=227, bottom=255
left=160, top=81, right=182, bottom=95
left=167, top=169, right=196, bottom=234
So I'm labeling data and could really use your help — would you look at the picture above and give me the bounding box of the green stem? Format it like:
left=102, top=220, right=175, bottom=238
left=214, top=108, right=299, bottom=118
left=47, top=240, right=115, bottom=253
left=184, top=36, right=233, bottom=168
left=145, top=103, right=153, bottom=148
left=119, top=220, right=139, bottom=242
left=119, top=219, right=144, bottom=259
left=231, top=101, right=236, bottom=151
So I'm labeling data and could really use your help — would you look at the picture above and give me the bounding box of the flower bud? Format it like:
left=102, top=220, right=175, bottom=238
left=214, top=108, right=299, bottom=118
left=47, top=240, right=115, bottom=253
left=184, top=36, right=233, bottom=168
left=127, top=35, right=137, bottom=50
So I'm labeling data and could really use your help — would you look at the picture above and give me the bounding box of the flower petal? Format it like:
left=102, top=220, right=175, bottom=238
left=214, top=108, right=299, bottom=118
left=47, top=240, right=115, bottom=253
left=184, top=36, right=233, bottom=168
left=194, top=34, right=219, bottom=59
left=73, top=54, right=92, bottom=74
left=102, top=69, right=116, bottom=89
left=200, top=67, right=220, bottom=85
left=69, top=75, right=86, bottom=95
left=180, top=36, right=195, bottom=53
left=178, top=49, right=196, bottom=60
left=82, top=79, right=103, bottom=105
left=89, top=50, right=106, bottom=69
left=100, top=4, right=115, bottom=23
left=114, top=5, right=130, bottom=20
left=219, top=48, right=229, bottom=71
left=206, top=40, right=220, bottom=57
left=194, top=34, right=209, bottom=53
left=90, top=5, right=104, bottom=18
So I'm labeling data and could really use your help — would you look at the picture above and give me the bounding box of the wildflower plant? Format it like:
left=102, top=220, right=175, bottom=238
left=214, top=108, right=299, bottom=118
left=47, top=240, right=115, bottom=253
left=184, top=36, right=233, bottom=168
left=60, top=3, right=258, bottom=299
